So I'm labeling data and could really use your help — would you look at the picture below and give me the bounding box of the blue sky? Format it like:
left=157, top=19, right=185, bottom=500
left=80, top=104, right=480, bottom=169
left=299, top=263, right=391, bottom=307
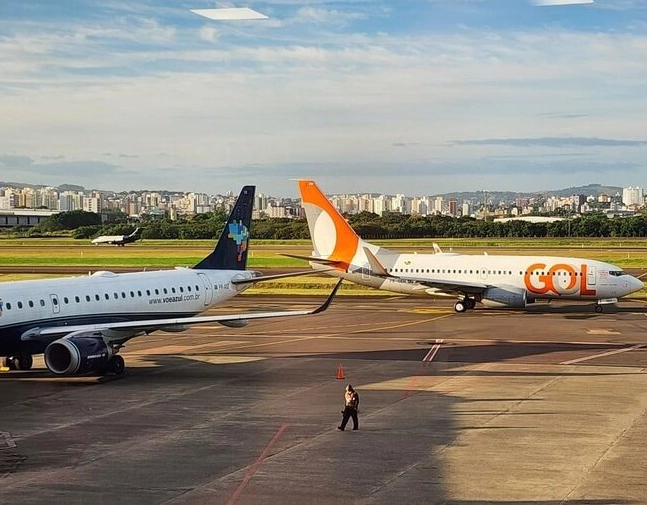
left=1, top=1, right=646, bottom=197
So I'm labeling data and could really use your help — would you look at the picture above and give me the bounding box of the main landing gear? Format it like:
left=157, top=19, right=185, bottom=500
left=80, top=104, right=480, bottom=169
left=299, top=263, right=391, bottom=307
left=2, top=355, right=33, bottom=371
left=454, top=297, right=476, bottom=313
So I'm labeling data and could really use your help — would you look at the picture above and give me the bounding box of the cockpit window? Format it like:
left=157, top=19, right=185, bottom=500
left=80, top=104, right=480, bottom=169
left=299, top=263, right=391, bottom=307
left=609, top=270, right=627, bottom=277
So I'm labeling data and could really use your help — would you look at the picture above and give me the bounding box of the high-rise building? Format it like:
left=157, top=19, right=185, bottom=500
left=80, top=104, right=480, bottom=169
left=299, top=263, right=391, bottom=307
left=622, top=186, right=644, bottom=207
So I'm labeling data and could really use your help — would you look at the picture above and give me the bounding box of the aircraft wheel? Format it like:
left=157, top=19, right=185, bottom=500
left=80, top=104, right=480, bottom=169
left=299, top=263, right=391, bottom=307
left=109, top=355, right=126, bottom=375
left=595, top=305, right=603, bottom=313
left=465, top=298, right=476, bottom=310
left=15, top=355, right=33, bottom=370
left=454, top=301, right=466, bottom=313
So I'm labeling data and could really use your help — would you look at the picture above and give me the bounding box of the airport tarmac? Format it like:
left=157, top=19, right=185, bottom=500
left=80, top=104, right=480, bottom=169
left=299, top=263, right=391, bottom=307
left=2, top=295, right=647, bottom=504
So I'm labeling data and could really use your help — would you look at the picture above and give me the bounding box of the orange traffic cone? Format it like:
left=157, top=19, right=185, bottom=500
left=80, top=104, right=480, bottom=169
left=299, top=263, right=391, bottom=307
left=336, top=363, right=345, bottom=380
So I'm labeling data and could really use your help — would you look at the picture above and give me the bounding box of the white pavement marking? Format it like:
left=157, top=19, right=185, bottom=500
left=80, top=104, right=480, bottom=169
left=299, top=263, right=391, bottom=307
left=0, top=432, right=16, bottom=449
left=560, top=344, right=645, bottom=365
left=423, top=339, right=444, bottom=362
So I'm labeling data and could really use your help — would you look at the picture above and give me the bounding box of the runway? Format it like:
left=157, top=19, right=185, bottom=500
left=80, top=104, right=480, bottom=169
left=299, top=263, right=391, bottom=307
left=2, top=295, right=647, bottom=504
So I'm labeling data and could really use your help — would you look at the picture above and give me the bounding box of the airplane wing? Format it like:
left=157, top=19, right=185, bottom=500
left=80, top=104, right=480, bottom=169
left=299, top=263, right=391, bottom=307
left=396, top=275, right=488, bottom=295
left=21, top=280, right=342, bottom=344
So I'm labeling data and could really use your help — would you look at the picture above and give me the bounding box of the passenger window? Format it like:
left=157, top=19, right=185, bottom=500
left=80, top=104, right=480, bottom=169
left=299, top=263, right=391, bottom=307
left=146, top=290, right=151, bottom=296
left=130, top=291, right=135, bottom=298
left=40, top=299, right=45, bottom=307
left=121, top=292, right=126, bottom=299
left=138, top=291, right=142, bottom=296
left=113, top=293, right=118, bottom=299
left=86, top=295, right=91, bottom=302
left=29, top=300, right=34, bottom=308
left=180, top=287, right=184, bottom=293
left=75, top=296, right=80, bottom=303
left=64, top=297, right=69, bottom=304
left=163, top=288, right=168, bottom=294
left=18, top=301, right=23, bottom=309
left=105, top=294, right=110, bottom=300
left=95, top=294, right=100, bottom=301
left=6, top=303, right=11, bottom=310
left=171, top=287, right=176, bottom=293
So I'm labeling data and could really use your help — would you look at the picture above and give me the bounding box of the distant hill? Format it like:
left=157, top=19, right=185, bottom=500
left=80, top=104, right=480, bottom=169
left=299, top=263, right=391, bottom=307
left=435, top=184, right=623, bottom=204
left=544, top=184, right=622, bottom=198
left=0, top=181, right=87, bottom=191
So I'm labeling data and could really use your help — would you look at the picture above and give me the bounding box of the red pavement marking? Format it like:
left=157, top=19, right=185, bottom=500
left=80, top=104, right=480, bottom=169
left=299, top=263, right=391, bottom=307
left=402, top=339, right=444, bottom=399
left=226, top=423, right=289, bottom=505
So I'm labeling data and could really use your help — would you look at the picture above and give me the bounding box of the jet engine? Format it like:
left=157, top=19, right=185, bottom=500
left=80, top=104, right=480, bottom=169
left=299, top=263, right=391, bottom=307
left=44, top=335, right=113, bottom=376
left=218, top=319, right=249, bottom=328
left=481, top=286, right=527, bottom=308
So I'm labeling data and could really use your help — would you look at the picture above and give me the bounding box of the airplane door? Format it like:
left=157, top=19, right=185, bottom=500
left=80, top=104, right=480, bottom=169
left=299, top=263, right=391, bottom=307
left=587, top=266, right=597, bottom=288
left=197, top=273, right=213, bottom=306
left=50, top=294, right=60, bottom=314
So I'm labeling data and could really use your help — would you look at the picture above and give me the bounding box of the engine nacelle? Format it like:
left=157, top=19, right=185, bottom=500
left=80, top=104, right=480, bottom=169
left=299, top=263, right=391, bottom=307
left=218, top=319, right=249, bottom=328
left=481, top=286, right=527, bottom=308
left=44, top=335, right=112, bottom=376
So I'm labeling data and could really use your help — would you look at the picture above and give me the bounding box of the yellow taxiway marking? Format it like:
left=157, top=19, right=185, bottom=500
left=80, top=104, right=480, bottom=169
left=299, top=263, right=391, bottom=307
left=406, top=308, right=454, bottom=314
left=124, top=341, right=246, bottom=356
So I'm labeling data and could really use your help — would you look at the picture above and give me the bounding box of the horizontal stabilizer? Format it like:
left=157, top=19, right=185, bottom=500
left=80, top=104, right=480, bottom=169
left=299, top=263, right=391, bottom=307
left=230, top=269, right=332, bottom=285
left=281, top=253, right=343, bottom=266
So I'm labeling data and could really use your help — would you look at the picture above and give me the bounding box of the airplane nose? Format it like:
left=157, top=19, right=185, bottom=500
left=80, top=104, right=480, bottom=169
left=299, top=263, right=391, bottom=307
left=630, top=276, right=644, bottom=294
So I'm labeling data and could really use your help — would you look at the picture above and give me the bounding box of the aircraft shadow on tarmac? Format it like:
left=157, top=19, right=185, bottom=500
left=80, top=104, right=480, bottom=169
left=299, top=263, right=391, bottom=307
left=508, top=300, right=647, bottom=318
left=1, top=339, right=643, bottom=385
left=173, top=342, right=647, bottom=373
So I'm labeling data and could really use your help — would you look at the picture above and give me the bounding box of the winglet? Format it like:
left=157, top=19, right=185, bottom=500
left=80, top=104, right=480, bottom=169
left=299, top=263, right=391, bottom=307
left=362, top=247, right=392, bottom=277
left=312, top=279, right=343, bottom=314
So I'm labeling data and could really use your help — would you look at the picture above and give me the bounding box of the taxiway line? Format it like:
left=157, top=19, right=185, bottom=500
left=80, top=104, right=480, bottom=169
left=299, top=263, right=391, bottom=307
left=560, top=344, right=646, bottom=365
left=226, top=423, right=289, bottom=505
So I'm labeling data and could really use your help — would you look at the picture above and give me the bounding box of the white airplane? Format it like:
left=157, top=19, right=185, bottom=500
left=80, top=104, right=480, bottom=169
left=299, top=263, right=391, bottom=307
left=0, top=185, right=340, bottom=376
left=295, top=180, right=643, bottom=313
left=91, top=227, right=141, bottom=246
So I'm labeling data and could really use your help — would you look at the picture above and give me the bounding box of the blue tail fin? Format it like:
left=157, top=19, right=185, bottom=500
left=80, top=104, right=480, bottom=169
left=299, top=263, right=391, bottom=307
left=193, top=185, right=255, bottom=270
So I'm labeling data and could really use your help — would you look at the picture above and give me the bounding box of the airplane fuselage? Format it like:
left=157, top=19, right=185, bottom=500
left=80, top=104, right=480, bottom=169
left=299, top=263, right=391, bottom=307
left=0, top=268, right=252, bottom=357
left=314, top=252, right=640, bottom=303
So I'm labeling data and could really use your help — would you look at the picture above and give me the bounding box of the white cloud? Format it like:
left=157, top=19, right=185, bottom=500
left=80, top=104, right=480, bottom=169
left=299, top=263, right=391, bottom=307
left=1, top=2, right=647, bottom=194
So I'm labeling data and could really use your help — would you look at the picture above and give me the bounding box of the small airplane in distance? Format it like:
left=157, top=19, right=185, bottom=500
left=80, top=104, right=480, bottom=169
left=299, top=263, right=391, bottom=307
left=91, top=227, right=141, bottom=246
left=294, top=179, right=643, bottom=313
left=0, top=185, right=340, bottom=377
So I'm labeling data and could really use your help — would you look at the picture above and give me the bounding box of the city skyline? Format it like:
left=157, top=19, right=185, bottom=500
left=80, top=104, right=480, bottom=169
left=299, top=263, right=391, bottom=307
left=2, top=1, right=647, bottom=196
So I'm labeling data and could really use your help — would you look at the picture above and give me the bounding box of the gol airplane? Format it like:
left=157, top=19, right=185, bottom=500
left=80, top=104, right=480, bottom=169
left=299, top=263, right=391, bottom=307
left=294, top=179, right=643, bottom=313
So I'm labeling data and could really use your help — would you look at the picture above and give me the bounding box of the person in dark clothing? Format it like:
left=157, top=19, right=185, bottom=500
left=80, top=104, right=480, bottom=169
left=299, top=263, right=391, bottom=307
left=338, top=384, right=360, bottom=431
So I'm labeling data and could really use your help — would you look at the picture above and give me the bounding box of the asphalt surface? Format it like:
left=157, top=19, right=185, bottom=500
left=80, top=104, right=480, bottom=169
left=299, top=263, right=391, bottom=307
left=2, top=295, right=647, bottom=504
